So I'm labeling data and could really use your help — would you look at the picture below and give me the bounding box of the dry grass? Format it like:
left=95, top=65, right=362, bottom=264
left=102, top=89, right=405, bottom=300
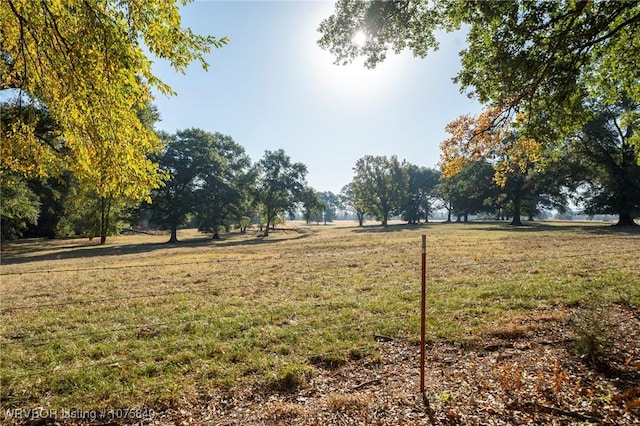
left=1, top=221, right=638, bottom=416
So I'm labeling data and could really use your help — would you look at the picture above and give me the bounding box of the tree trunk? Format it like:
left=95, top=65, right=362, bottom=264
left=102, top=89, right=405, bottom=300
left=263, top=214, right=271, bottom=237
left=615, top=211, right=639, bottom=227
left=100, top=197, right=110, bottom=245
left=212, top=232, right=221, bottom=239
left=510, top=194, right=524, bottom=226
left=168, top=223, right=178, bottom=243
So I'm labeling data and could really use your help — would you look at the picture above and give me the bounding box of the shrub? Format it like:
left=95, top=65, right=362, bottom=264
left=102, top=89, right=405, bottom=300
left=572, top=301, right=615, bottom=364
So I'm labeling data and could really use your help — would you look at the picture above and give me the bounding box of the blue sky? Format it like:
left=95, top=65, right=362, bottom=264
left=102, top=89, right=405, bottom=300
left=151, top=0, right=484, bottom=194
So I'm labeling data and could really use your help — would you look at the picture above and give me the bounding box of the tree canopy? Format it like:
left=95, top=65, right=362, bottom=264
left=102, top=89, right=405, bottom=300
left=1, top=0, right=228, bottom=198
left=350, top=155, right=409, bottom=227
left=255, top=149, right=308, bottom=237
left=146, top=129, right=252, bottom=243
left=567, top=99, right=640, bottom=226
left=318, top=0, right=640, bottom=152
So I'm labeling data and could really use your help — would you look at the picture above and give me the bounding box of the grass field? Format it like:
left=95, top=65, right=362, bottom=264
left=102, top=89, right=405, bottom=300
left=1, top=221, right=639, bottom=419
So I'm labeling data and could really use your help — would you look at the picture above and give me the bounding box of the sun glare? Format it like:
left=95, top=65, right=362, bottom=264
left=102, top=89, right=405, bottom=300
left=353, top=30, right=367, bottom=48
left=300, top=5, right=408, bottom=103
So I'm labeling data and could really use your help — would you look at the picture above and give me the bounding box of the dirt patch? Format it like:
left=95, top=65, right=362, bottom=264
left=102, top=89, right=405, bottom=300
left=149, top=303, right=639, bottom=425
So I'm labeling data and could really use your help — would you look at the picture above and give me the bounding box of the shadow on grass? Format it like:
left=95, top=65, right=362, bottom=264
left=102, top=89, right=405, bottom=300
left=348, top=220, right=640, bottom=236
left=350, top=222, right=430, bottom=233
left=464, top=220, right=640, bottom=235
left=0, top=230, right=312, bottom=266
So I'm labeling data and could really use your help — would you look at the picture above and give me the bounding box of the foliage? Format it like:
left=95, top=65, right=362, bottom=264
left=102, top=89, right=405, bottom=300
left=24, top=174, right=71, bottom=239
left=318, top=0, right=640, bottom=153
left=299, top=187, right=325, bottom=224
left=350, top=155, right=409, bottom=227
left=317, top=191, right=342, bottom=223
left=437, top=160, right=496, bottom=222
left=1, top=0, right=228, bottom=198
left=402, top=165, right=439, bottom=224
left=567, top=99, right=640, bottom=226
left=0, top=99, right=63, bottom=178
left=0, top=101, right=63, bottom=235
left=0, top=174, right=40, bottom=240
left=195, top=134, right=254, bottom=238
left=572, top=301, right=616, bottom=365
left=255, top=149, right=308, bottom=237
left=440, top=108, right=548, bottom=225
left=55, top=180, right=132, bottom=240
left=340, top=183, right=367, bottom=226
left=147, top=129, right=252, bottom=242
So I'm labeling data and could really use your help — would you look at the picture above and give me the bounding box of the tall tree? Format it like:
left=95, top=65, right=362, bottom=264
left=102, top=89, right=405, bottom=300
left=300, top=187, right=325, bottom=224
left=318, top=191, right=342, bottom=224
left=402, top=165, right=440, bottom=224
left=440, top=108, right=545, bottom=226
left=453, top=160, right=496, bottom=223
left=568, top=99, right=640, bottom=226
left=350, top=155, right=409, bottom=227
left=55, top=180, right=133, bottom=240
left=255, top=150, right=308, bottom=237
left=1, top=0, right=227, bottom=200
left=318, top=1, right=640, bottom=154
left=195, top=134, right=253, bottom=239
left=147, top=129, right=245, bottom=243
left=340, top=183, right=367, bottom=226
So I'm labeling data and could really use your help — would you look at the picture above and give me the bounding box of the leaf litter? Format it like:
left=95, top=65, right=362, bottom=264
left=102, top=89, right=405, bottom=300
left=146, top=302, right=639, bottom=426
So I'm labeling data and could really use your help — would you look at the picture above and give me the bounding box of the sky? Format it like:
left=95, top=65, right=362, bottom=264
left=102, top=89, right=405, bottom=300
left=151, top=0, right=484, bottom=194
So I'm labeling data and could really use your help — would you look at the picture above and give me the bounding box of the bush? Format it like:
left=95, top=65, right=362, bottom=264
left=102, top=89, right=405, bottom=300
left=572, top=301, right=615, bottom=364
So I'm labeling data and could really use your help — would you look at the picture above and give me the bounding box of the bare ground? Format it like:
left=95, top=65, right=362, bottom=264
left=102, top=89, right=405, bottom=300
left=146, top=303, right=640, bottom=426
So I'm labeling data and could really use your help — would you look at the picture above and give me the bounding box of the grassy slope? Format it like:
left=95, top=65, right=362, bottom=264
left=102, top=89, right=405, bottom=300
left=1, top=222, right=638, bottom=410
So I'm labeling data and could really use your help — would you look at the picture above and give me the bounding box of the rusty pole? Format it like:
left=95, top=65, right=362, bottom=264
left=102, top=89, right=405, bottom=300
left=420, top=234, right=426, bottom=396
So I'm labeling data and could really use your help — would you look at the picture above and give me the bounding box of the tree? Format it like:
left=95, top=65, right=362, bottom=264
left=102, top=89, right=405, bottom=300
left=147, top=129, right=249, bottom=243
left=568, top=99, right=640, bottom=226
left=195, top=134, right=253, bottom=239
left=1, top=0, right=227, bottom=201
left=453, top=160, right=496, bottom=223
left=254, top=150, right=308, bottom=237
left=0, top=99, right=66, bottom=239
left=439, top=108, right=546, bottom=226
left=0, top=174, right=40, bottom=241
left=350, top=155, right=409, bottom=227
left=318, top=191, right=342, bottom=224
left=148, top=129, right=218, bottom=243
left=435, top=160, right=496, bottom=223
left=340, top=183, right=367, bottom=226
left=55, top=180, right=133, bottom=240
left=23, top=175, right=69, bottom=239
left=402, top=165, right=440, bottom=224
left=300, top=187, right=325, bottom=224
left=318, top=1, right=640, bottom=154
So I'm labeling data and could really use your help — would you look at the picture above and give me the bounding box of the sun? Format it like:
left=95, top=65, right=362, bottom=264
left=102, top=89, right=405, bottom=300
left=353, top=30, right=367, bottom=48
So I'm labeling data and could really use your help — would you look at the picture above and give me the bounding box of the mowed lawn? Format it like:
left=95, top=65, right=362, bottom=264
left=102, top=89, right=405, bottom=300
left=1, top=221, right=639, bottom=412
